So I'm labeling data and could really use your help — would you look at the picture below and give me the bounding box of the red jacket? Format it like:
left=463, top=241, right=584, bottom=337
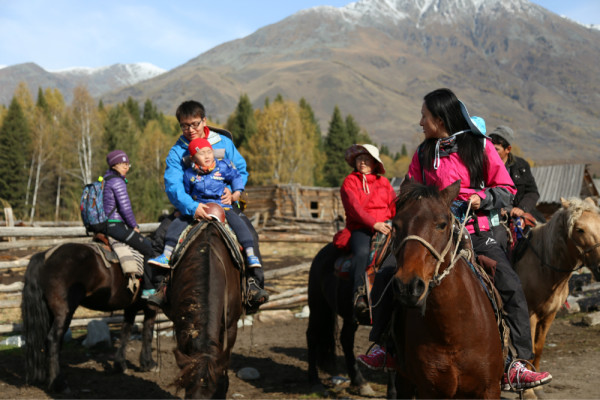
left=340, top=171, right=396, bottom=232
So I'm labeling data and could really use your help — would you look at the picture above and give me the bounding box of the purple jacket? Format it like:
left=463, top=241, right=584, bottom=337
left=102, top=170, right=138, bottom=228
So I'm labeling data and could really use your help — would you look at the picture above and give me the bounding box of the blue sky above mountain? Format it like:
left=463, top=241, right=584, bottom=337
left=0, top=0, right=598, bottom=71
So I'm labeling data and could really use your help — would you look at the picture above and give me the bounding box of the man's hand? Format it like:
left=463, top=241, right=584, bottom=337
left=194, top=203, right=210, bottom=220
left=469, top=194, right=481, bottom=210
left=511, top=207, right=525, bottom=217
left=221, top=187, right=232, bottom=205
left=231, top=191, right=241, bottom=203
left=373, top=222, right=391, bottom=235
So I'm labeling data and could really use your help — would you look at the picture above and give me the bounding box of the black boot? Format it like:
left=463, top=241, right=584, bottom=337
left=247, top=277, right=269, bottom=310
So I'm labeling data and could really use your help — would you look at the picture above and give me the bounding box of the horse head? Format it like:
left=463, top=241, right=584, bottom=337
left=173, top=349, right=226, bottom=399
left=390, top=179, right=460, bottom=309
left=562, top=197, right=600, bottom=280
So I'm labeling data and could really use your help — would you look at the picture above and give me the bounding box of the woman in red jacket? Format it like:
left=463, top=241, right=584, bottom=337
left=339, top=144, right=396, bottom=319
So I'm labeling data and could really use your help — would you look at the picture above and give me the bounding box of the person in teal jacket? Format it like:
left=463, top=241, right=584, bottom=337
left=148, top=100, right=268, bottom=310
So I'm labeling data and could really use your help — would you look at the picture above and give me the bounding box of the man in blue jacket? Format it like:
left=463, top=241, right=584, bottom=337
left=149, top=100, right=268, bottom=310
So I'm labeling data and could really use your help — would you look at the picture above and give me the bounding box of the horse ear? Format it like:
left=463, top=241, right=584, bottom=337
left=560, top=197, right=570, bottom=209
left=400, top=174, right=413, bottom=190
left=441, top=180, right=461, bottom=205
left=583, top=197, right=597, bottom=208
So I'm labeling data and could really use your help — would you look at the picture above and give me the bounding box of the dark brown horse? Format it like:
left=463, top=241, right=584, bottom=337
left=162, top=221, right=243, bottom=399
left=389, top=180, right=504, bottom=398
left=306, top=243, right=378, bottom=396
left=21, top=243, right=157, bottom=393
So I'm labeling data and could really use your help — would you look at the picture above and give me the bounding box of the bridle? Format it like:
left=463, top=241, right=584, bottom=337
left=394, top=201, right=473, bottom=289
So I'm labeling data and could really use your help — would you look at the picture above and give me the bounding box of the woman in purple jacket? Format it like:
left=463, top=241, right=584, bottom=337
left=103, top=150, right=156, bottom=297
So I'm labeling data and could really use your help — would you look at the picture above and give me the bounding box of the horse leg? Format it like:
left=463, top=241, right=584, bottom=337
left=114, top=306, right=135, bottom=373
left=46, top=306, right=73, bottom=394
left=340, top=318, right=374, bottom=396
left=139, top=305, right=158, bottom=371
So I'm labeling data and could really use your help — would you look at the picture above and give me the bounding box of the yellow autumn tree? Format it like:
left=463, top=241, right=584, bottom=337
left=244, top=101, right=314, bottom=185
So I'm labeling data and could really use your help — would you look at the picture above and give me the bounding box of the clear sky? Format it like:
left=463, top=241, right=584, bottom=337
left=0, top=0, right=597, bottom=71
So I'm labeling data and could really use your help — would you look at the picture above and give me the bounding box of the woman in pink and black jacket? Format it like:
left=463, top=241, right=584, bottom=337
left=358, top=88, right=552, bottom=391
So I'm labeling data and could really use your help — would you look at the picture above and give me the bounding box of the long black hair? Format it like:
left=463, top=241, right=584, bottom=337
left=420, top=88, right=486, bottom=188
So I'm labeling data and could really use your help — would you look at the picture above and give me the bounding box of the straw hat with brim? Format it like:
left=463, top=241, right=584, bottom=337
left=458, top=100, right=488, bottom=138
left=345, top=144, right=385, bottom=175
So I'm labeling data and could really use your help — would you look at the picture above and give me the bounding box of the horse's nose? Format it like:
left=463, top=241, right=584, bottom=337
left=408, top=277, right=426, bottom=299
left=393, top=276, right=426, bottom=306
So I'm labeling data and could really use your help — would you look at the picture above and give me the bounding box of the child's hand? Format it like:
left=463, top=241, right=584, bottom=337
left=232, top=191, right=241, bottom=202
left=469, top=194, right=481, bottom=210
left=221, top=188, right=232, bottom=205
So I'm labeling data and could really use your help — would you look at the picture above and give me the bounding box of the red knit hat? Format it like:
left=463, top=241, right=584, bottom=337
left=188, top=138, right=212, bottom=156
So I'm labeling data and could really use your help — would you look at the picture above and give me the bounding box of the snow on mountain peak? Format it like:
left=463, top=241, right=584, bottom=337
left=53, top=62, right=165, bottom=85
left=300, top=0, right=545, bottom=28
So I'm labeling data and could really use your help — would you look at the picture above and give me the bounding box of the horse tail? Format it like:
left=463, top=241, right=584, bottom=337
left=307, top=243, right=338, bottom=375
left=21, top=251, right=51, bottom=384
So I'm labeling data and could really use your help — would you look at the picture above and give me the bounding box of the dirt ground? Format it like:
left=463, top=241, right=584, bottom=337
left=1, top=242, right=600, bottom=399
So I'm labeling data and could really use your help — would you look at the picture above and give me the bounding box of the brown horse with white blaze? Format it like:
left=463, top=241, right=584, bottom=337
left=389, top=180, right=504, bottom=398
left=514, top=197, right=600, bottom=376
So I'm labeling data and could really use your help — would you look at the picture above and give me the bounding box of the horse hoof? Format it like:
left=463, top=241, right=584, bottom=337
left=359, top=383, right=376, bottom=396
left=140, top=360, right=158, bottom=372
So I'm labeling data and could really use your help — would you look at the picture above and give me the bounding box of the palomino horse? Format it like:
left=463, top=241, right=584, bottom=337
left=514, top=197, right=600, bottom=378
left=389, top=180, right=504, bottom=398
left=306, top=243, right=387, bottom=396
left=21, top=243, right=157, bottom=393
left=162, top=221, right=243, bottom=399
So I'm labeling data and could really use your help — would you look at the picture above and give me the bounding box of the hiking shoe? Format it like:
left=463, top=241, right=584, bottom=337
left=247, top=278, right=269, bottom=308
left=502, top=361, right=552, bottom=391
left=357, top=345, right=397, bottom=370
left=141, top=289, right=156, bottom=299
left=148, top=254, right=170, bottom=268
left=247, top=255, right=262, bottom=268
left=147, top=288, right=166, bottom=308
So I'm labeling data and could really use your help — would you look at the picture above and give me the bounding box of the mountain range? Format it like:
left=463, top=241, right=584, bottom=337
left=2, top=0, right=599, bottom=165
left=0, top=62, right=165, bottom=105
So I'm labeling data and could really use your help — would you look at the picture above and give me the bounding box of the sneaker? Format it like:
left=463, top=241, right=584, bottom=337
left=357, top=345, right=397, bottom=370
left=247, top=278, right=269, bottom=307
left=141, top=289, right=156, bottom=299
left=148, top=254, right=170, bottom=268
left=247, top=255, right=261, bottom=268
left=502, top=361, right=552, bottom=391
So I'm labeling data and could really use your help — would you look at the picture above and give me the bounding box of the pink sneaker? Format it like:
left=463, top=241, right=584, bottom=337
left=502, top=361, right=552, bottom=391
left=357, top=345, right=397, bottom=370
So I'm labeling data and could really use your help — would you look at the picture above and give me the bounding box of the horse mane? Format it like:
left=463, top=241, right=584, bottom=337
left=395, top=181, right=441, bottom=210
left=172, top=224, right=223, bottom=392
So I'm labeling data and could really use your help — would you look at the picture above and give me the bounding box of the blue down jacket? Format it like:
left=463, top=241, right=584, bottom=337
left=102, top=169, right=138, bottom=228
left=183, top=159, right=244, bottom=208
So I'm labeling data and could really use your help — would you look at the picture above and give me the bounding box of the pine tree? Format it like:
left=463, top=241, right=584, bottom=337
left=0, top=98, right=31, bottom=217
left=225, top=93, right=257, bottom=149
left=299, top=98, right=325, bottom=186
left=323, top=106, right=352, bottom=187
left=401, top=143, right=407, bottom=157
